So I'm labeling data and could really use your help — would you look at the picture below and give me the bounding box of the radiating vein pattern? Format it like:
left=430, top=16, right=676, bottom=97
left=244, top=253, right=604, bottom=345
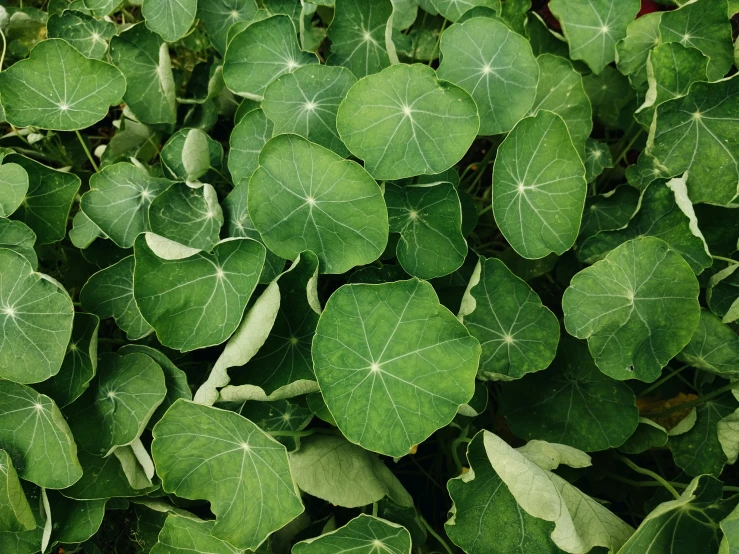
left=293, top=514, right=412, bottom=554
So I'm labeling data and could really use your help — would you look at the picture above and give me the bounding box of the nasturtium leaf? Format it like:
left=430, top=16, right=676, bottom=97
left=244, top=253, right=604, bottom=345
left=430, top=0, right=500, bottom=22
left=109, top=23, right=177, bottom=125
left=224, top=15, right=318, bottom=100
left=563, top=237, right=701, bottom=382
left=133, top=234, right=265, bottom=352
left=721, top=504, right=739, bottom=554
left=326, top=0, right=392, bottom=78
left=579, top=180, right=712, bottom=274
left=528, top=54, right=592, bottom=157
left=619, top=418, right=668, bottom=454
left=0, top=380, right=81, bottom=489
left=80, top=256, right=154, bottom=341
left=615, top=12, right=662, bottom=78
left=338, top=64, right=479, bottom=180
left=625, top=151, right=667, bottom=191
left=160, top=128, right=224, bottom=182
left=151, top=514, right=241, bottom=554
left=46, top=10, right=116, bottom=60
left=0, top=483, right=43, bottom=554
left=262, top=65, right=356, bottom=156
left=35, top=313, right=99, bottom=408
left=0, top=449, right=35, bottom=532
left=80, top=162, right=171, bottom=249
left=0, top=220, right=37, bottom=269
left=659, top=0, right=733, bottom=82
left=152, top=400, right=304, bottom=550
left=0, top=248, right=74, bottom=384
left=293, top=514, right=412, bottom=554
left=385, top=181, right=467, bottom=279
left=288, top=434, right=412, bottom=508
left=142, top=0, right=196, bottom=42
left=0, top=38, right=125, bottom=130
left=69, top=211, right=103, bottom=249
left=647, top=75, right=739, bottom=206
left=198, top=0, right=260, bottom=55
left=619, top=475, right=732, bottom=554
left=677, top=309, right=739, bottom=375
left=149, top=183, right=224, bottom=252
left=0, top=163, right=28, bottom=218
left=233, top=398, right=312, bottom=451
left=584, top=139, right=613, bottom=182
left=458, top=257, right=558, bottom=380
left=582, top=66, right=634, bottom=130
left=66, top=352, right=166, bottom=456
left=46, top=490, right=106, bottom=545
left=6, top=154, right=80, bottom=245
left=61, top=450, right=157, bottom=500
left=709, top=265, right=739, bottom=324
left=502, top=336, right=639, bottom=451
left=313, top=279, right=480, bottom=457
left=228, top=109, right=273, bottom=184
left=491, top=110, right=586, bottom=260
left=482, top=431, right=633, bottom=553
left=445, top=432, right=561, bottom=554
left=249, top=134, right=388, bottom=274
left=437, top=17, right=538, bottom=136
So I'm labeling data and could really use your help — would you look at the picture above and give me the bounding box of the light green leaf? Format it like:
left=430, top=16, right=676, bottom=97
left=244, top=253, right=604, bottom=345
left=151, top=514, right=241, bottom=554
left=619, top=417, right=668, bottom=454
left=491, top=110, right=586, bottom=260
left=0, top=380, right=81, bottom=489
left=46, top=10, right=116, bottom=60
left=437, top=17, right=538, bottom=136
left=337, top=64, right=479, bottom=180
left=708, top=264, right=739, bottom=323
left=181, top=129, right=211, bottom=182
left=584, top=139, right=613, bottom=182
left=721, top=503, right=739, bottom=554
left=0, top=163, right=28, bottom=218
left=228, top=109, right=273, bottom=184
left=549, top=0, right=640, bottom=74
left=430, top=0, right=500, bottom=22
left=0, top=483, right=43, bottom=554
left=109, top=23, right=177, bottom=125
left=0, top=38, right=125, bottom=131
left=149, top=183, right=223, bottom=251
left=133, top=234, right=265, bottom=352
left=80, top=256, right=154, bottom=341
left=61, top=450, right=157, bottom=500
left=142, top=0, right=196, bottom=42
left=7, top=154, right=80, bottom=245
left=46, top=489, right=106, bottom=545
left=0, top=449, right=35, bottom=532
left=80, top=162, right=171, bottom=249
left=263, top=65, right=357, bottom=156
left=224, top=15, right=318, bottom=100
left=161, top=128, right=224, bottom=182
left=677, top=309, right=739, bottom=375
left=152, top=400, right=304, bottom=550
left=313, top=279, right=480, bottom=457
left=615, top=12, right=663, bottom=78
left=563, top=237, right=701, bottom=382
left=719, top=407, right=739, bottom=465
left=0, top=219, right=37, bottom=269
left=385, top=181, right=467, bottom=279
left=199, top=0, right=260, bottom=55
left=502, top=336, right=639, bottom=451
left=69, top=211, right=103, bottom=249
left=232, top=397, right=312, bottom=451
left=292, top=514, right=411, bottom=554
left=459, top=257, right=558, bottom=380
left=249, top=133, right=388, bottom=274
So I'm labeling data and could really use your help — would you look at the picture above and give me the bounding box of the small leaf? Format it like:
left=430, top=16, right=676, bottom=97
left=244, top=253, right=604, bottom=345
left=430, top=0, right=500, bottom=22
left=161, top=128, right=224, bottom=182
left=143, top=0, right=197, bottom=42
left=0, top=449, right=35, bottom=532
left=47, top=10, right=116, bottom=60
left=228, top=109, right=273, bottom=184
left=151, top=514, right=241, bottom=554
left=292, top=514, right=412, bottom=554
left=199, top=0, right=260, bottom=55
left=615, top=12, right=663, bottom=79
left=181, top=129, right=212, bottom=182
left=0, top=163, right=29, bottom=218
left=584, top=139, right=613, bottom=182
left=578, top=185, right=639, bottom=243
left=0, top=220, right=37, bottom=269
left=677, top=309, right=739, bottom=376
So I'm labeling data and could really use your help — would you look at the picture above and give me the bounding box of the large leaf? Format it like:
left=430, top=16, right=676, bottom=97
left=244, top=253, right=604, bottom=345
left=46, top=10, right=116, bottom=60
left=491, top=110, right=586, bottom=260
left=198, top=0, right=260, bottom=55
left=0, top=39, right=125, bottom=130
left=312, top=279, right=480, bottom=457
left=336, top=63, right=479, bottom=180
left=677, top=309, right=739, bottom=375
left=437, top=16, right=538, bottom=136
left=142, top=0, right=196, bottom=42
left=0, top=449, right=35, bottom=532
left=292, top=514, right=412, bottom=554
left=0, top=163, right=28, bottom=218
left=151, top=400, right=304, bottom=550
left=248, top=134, right=388, bottom=274
left=151, top=514, right=241, bottom=554
left=563, top=237, right=700, bottom=382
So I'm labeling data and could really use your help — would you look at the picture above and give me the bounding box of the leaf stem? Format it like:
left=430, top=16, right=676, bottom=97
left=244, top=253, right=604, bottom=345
left=267, top=429, right=317, bottom=438
left=614, top=454, right=680, bottom=500
left=419, top=515, right=453, bottom=554
left=637, top=364, right=689, bottom=397
left=0, top=29, right=6, bottom=73
left=427, top=19, right=447, bottom=66
left=606, top=474, right=686, bottom=490
left=372, top=502, right=378, bottom=517
left=648, top=381, right=739, bottom=418
left=713, top=255, right=739, bottom=265
left=75, top=130, right=99, bottom=172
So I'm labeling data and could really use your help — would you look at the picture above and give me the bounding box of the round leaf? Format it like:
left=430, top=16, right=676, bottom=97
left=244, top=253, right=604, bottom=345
left=0, top=163, right=29, bottom=218
left=293, top=514, right=411, bottom=554
left=199, top=0, right=260, bottom=55
left=47, top=10, right=116, bottom=60
left=143, top=0, right=197, bottom=42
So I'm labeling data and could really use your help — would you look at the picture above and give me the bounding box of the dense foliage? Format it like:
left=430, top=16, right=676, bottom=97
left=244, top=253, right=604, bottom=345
left=2, top=0, right=739, bottom=553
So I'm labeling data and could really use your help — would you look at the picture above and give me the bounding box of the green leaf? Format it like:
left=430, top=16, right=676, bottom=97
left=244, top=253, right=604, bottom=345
left=430, top=0, right=500, bottom=22
left=584, top=139, right=613, bottom=182
left=68, top=0, right=123, bottom=17
left=0, top=163, right=29, bottom=218
left=80, top=256, right=154, bottom=341
left=228, top=109, right=273, bottom=184
left=646, top=74, right=739, bottom=206
left=262, top=65, right=357, bottom=156
left=199, top=0, right=260, bottom=55
left=721, top=504, right=739, bottom=554
left=615, top=12, right=663, bottom=78
left=142, top=0, right=196, bottom=42
left=46, top=10, right=116, bottom=60
left=181, top=129, right=212, bottom=181
left=437, top=16, right=538, bottom=136
left=223, top=15, right=318, bottom=101
left=0, top=449, right=35, bottom=532
left=35, top=312, right=99, bottom=408
left=109, top=23, right=177, bottom=125
left=625, top=152, right=667, bottom=191
left=7, top=154, right=80, bottom=245
left=0, top=248, right=74, bottom=384
left=232, top=397, right=312, bottom=451
left=249, top=133, right=388, bottom=274
left=313, top=279, right=480, bottom=457
left=501, top=336, right=639, bottom=451
left=619, top=417, right=668, bottom=454
left=0, top=38, right=125, bottom=130
left=337, top=64, right=479, bottom=180
left=582, top=65, right=635, bottom=129
left=161, top=128, right=224, bottom=182
left=563, top=237, right=701, bottom=382
left=0, top=220, right=37, bottom=269
left=491, top=110, right=586, bottom=260
left=0, top=380, right=81, bottom=489
left=385, top=181, right=467, bottom=279
left=458, top=257, right=558, bottom=380
left=151, top=514, right=241, bottom=554
left=133, top=234, right=265, bottom=352
left=69, top=211, right=103, bottom=249
left=289, top=434, right=412, bottom=508
left=0, top=483, right=43, bottom=554
left=46, top=490, right=106, bottom=545
left=151, top=400, right=304, bottom=550
left=80, top=162, right=171, bottom=249
left=549, top=0, right=640, bottom=74
left=619, top=475, right=732, bottom=553
left=445, top=432, right=561, bottom=554
left=709, top=265, right=739, bottom=324
left=292, top=514, right=412, bottom=554
left=677, top=309, right=739, bottom=375
left=60, top=450, right=157, bottom=500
